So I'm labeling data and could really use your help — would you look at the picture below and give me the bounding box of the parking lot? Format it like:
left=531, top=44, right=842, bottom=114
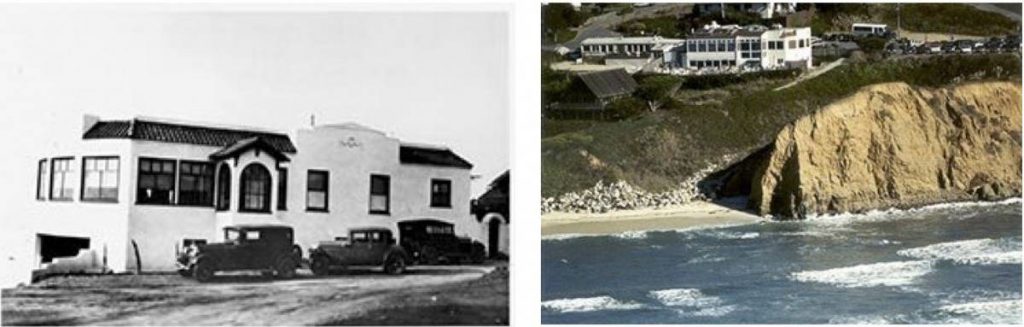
left=2, top=264, right=508, bottom=325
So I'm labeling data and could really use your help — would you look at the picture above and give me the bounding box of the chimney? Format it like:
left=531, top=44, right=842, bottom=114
left=83, top=114, right=100, bottom=135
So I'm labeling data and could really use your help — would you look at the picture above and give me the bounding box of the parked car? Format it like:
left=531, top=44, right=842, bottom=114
left=923, top=42, right=942, bottom=54
left=398, top=219, right=486, bottom=264
left=176, top=224, right=302, bottom=282
left=940, top=41, right=957, bottom=54
left=308, top=228, right=410, bottom=275
left=955, top=40, right=974, bottom=53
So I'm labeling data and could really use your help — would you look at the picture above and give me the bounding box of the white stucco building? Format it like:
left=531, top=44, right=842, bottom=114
left=577, top=23, right=812, bottom=73
left=12, top=115, right=506, bottom=284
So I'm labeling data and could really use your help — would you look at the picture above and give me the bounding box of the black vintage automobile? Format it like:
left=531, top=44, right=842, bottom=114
left=398, top=219, right=485, bottom=264
left=307, top=228, right=410, bottom=275
left=176, top=224, right=302, bottom=282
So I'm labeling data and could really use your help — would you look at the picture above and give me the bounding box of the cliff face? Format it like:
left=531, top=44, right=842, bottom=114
left=750, top=81, right=1022, bottom=218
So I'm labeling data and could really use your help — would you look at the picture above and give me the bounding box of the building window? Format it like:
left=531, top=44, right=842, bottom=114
left=179, top=161, right=214, bottom=206
left=688, top=42, right=696, bottom=52
left=727, top=40, right=735, bottom=51
left=37, top=159, right=48, bottom=200
left=239, top=163, right=271, bottom=213
left=277, top=168, right=288, bottom=211
left=50, top=157, right=75, bottom=201
left=216, top=163, right=231, bottom=211
left=137, top=158, right=176, bottom=205
left=369, top=174, right=390, bottom=214
left=306, top=170, right=328, bottom=211
left=82, top=157, right=119, bottom=202
left=431, top=179, right=452, bottom=208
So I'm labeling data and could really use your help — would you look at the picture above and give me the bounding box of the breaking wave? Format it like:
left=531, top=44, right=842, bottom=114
left=897, top=238, right=1022, bottom=265
left=613, top=230, right=649, bottom=240
left=802, top=198, right=1022, bottom=226
left=541, top=296, right=645, bottom=313
left=648, top=288, right=736, bottom=317
left=790, top=260, right=933, bottom=288
left=937, top=299, right=1022, bottom=324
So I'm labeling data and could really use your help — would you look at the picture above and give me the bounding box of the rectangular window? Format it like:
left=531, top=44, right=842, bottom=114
left=717, top=41, right=726, bottom=52
left=137, top=158, right=176, bottom=205
left=369, top=174, right=390, bottom=214
left=740, top=42, right=750, bottom=51
left=306, top=170, right=328, bottom=211
left=82, top=157, right=119, bottom=202
left=277, top=168, right=288, bottom=211
left=49, top=157, right=74, bottom=200
left=728, top=40, right=736, bottom=51
left=37, top=159, right=48, bottom=200
left=688, top=42, right=696, bottom=52
left=430, top=179, right=452, bottom=208
left=178, top=161, right=213, bottom=206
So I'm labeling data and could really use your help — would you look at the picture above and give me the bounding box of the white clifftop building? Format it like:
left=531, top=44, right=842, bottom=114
left=578, top=22, right=812, bottom=73
left=10, top=115, right=507, bottom=285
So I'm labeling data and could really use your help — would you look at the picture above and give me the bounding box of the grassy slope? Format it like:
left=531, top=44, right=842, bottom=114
left=542, top=54, right=1022, bottom=198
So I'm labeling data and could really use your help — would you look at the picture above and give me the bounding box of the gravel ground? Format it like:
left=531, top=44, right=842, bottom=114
left=2, top=263, right=506, bottom=326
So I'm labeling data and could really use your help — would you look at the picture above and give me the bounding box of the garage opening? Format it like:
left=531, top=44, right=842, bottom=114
left=37, top=234, right=90, bottom=264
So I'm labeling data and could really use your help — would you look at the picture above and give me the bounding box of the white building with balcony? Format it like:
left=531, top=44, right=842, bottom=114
left=11, top=115, right=503, bottom=284
left=669, top=23, right=812, bottom=71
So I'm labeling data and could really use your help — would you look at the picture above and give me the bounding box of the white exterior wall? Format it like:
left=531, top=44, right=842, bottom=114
left=13, top=121, right=480, bottom=284
left=281, top=124, right=477, bottom=250
left=16, top=138, right=133, bottom=280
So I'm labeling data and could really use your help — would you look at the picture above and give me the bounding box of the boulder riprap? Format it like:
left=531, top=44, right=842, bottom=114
left=747, top=81, right=1021, bottom=218
left=541, top=164, right=723, bottom=214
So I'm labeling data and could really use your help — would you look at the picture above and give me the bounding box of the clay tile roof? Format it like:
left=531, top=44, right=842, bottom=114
left=83, top=119, right=296, bottom=153
left=399, top=145, right=473, bottom=169
left=577, top=68, right=638, bottom=99
left=209, top=137, right=291, bottom=162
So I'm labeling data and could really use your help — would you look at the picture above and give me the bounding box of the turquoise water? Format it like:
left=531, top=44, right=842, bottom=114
left=542, top=200, right=1023, bottom=324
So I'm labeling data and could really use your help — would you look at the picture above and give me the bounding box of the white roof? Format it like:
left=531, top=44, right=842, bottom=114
left=581, top=36, right=684, bottom=45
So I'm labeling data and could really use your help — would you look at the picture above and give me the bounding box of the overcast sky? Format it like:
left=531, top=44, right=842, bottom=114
left=0, top=5, right=510, bottom=200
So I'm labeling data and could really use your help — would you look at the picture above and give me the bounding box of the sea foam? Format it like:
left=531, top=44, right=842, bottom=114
left=790, top=260, right=933, bottom=288
left=897, top=238, right=1022, bottom=265
left=938, top=299, right=1023, bottom=324
left=648, top=288, right=736, bottom=317
left=541, top=296, right=645, bottom=313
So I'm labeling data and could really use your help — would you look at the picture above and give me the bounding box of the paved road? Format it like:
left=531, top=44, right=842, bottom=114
left=2, top=265, right=495, bottom=325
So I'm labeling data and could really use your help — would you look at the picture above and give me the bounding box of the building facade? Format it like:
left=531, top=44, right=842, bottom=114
left=578, top=24, right=812, bottom=72
left=19, top=115, right=496, bottom=282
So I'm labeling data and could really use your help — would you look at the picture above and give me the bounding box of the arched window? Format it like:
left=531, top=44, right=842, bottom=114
left=216, top=163, right=231, bottom=211
left=239, top=163, right=271, bottom=213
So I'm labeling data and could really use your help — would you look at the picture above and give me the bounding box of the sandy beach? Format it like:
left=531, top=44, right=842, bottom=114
left=541, top=200, right=763, bottom=237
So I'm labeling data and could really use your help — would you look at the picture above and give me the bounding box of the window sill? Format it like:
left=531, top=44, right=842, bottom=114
left=50, top=198, right=74, bottom=202
left=369, top=211, right=390, bottom=216
left=306, top=208, right=329, bottom=213
left=430, top=205, right=452, bottom=209
left=82, top=199, right=119, bottom=204
left=177, top=203, right=215, bottom=208
left=238, top=209, right=272, bottom=214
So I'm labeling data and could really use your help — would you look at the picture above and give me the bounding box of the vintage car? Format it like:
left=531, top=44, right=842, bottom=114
left=307, top=228, right=410, bottom=275
left=398, top=219, right=485, bottom=265
left=176, top=224, right=302, bottom=282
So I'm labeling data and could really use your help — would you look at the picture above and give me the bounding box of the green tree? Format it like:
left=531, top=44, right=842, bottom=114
left=635, top=75, right=681, bottom=112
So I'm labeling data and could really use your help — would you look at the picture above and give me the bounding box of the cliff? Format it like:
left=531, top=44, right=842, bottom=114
left=747, top=81, right=1022, bottom=218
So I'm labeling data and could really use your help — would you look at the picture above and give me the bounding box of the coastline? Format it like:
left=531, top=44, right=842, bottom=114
left=541, top=200, right=763, bottom=237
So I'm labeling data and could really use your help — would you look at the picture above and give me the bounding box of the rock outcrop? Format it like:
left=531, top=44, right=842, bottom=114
left=748, top=81, right=1021, bottom=218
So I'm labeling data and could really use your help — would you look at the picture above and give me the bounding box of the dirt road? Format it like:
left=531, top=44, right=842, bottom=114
left=2, top=264, right=506, bottom=325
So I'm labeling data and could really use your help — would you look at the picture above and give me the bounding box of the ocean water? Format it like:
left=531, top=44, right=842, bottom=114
left=542, top=200, right=1023, bottom=324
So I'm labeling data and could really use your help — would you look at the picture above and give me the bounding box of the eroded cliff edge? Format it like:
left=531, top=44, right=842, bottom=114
left=721, top=81, right=1022, bottom=218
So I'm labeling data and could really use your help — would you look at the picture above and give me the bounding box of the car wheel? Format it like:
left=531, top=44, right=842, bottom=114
left=193, top=261, right=215, bottom=282
left=275, top=257, right=297, bottom=279
left=384, top=255, right=406, bottom=275
left=177, top=268, right=192, bottom=277
left=310, top=256, right=329, bottom=276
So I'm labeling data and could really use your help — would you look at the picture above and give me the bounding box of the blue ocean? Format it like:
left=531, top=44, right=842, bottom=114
left=542, top=199, right=1023, bottom=324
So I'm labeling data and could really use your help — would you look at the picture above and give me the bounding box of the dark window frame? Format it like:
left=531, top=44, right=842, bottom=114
left=216, top=163, right=231, bottom=211
left=369, top=174, right=390, bottom=215
left=36, top=159, right=47, bottom=201
left=49, top=157, right=75, bottom=201
left=136, top=157, right=177, bottom=205
left=81, top=156, right=120, bottom=203
left=178, top=160, right=215, bottom=207
left=238, top=163, right=272, bottom=213
left=277, top=168, right=288, bottom=211
left=306, top=170, right=329, bottom=212
left=430, top=179, right=452, bottom=208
